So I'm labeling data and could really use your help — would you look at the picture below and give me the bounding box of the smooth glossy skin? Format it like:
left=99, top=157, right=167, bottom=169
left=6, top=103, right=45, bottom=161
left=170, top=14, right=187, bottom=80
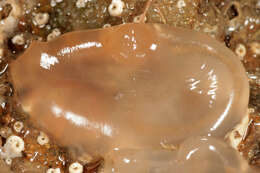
left=103, top=136, right=248, bottom=173
left=10, top=23, right=249, bottom=171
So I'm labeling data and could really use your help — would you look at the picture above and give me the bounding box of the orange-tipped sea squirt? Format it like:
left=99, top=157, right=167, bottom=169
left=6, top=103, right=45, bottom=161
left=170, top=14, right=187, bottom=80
left=10, top=23, right=249, bottom=171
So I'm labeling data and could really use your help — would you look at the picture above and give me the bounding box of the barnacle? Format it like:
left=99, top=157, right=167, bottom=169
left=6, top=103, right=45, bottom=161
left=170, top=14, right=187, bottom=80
left=0, top=135, right=25, bottom=159
left=11, top=34, right=25, bottom=46
left=46, top=168, right=61, bottom=173
left=108, top=0, right=125, bottom=17
left=37, top=132, right=49, bottom=146
left=13, top=121, right=23, bottom=133
left=47, top=28, right=61, bottom=41
left=0, top=0, right=21, bottom=45
left=33, top=13, right=50, bottom=28
left=69, top=162, right=83, bottom=173
left=235, top=43, right=247, bottom=60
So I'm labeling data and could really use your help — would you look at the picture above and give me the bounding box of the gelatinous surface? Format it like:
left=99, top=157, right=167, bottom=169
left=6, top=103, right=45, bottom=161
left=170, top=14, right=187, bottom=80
left=177, top=136, right=244, bottom=173
left=103, top=136, right=249, bottom=173
left=103, top=148, right=179, bottom=173
left=10, top=23, right=249, bottom=171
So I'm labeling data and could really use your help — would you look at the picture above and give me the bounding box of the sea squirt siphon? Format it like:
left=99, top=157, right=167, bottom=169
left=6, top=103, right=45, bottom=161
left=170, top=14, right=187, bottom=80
left=10, top=23, right=250, bottom=172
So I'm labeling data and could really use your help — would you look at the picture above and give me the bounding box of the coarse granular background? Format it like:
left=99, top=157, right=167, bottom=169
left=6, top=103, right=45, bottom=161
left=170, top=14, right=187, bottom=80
left=0, top=0, right=259, bottom=172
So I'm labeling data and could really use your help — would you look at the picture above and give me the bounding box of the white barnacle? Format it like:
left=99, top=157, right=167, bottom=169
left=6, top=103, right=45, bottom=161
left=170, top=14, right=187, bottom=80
left=5, top=136, right=24, bottom=155
left=103, top=23, right=111, bottom=28
left=37, top=132, right=49, bottom=145
left=177, top=0, right=186, bottom=8
left=33, top=13, right=50, bottom=28
left=47, top=28, right=61, bottom=41
left=0, top=135, right=25, bottom=159
left=235, top=43, right=246, bottom=60
left=50, top=0, right=56, bottom=7
left=5, top=158, right=12, bottom=165
left=11, top=34, right=25, bottom=45
left=76, top=0, right=90, bottom=8
left=69, top=162, right=83, bottom=173
left=0, top=0, right=22, bottom=43
left=13, top=121, right=23, bottom=133
left=51, top=0, right=63, bottom=7
left=46, top=168, right=61, bottom=173
left=108, top=0, right=125, bottom=17
left=250, top=42, right=260, bottom=55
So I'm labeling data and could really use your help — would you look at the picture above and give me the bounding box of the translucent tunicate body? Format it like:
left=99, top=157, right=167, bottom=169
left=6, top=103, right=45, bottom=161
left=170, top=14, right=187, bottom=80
left=103, top=136, right=250, bottom=173
left=10, top=23, right=250, bottom=171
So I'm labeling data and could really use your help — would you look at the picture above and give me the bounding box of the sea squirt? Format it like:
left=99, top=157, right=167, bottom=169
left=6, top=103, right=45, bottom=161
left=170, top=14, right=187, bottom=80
left=10, top=23, right=249, bottom=171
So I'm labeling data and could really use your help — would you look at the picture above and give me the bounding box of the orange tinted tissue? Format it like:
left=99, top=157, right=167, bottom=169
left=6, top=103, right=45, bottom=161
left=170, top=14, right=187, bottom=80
left=10, top=23, right=251, bottom=172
